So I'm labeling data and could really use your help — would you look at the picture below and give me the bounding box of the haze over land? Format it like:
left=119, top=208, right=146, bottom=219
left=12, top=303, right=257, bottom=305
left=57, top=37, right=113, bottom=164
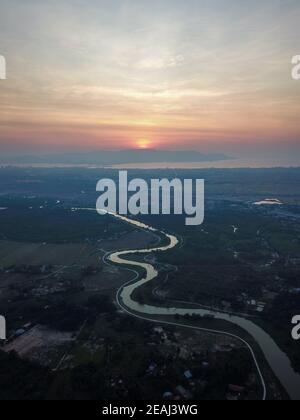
left=0, top=149, right=299, bottom=169
left=0, top=149, right=231, bottom=166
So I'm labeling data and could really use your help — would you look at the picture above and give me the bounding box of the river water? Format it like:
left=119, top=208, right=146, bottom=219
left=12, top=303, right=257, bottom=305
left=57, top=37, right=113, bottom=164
left=108, top=213, right=300, bottom=400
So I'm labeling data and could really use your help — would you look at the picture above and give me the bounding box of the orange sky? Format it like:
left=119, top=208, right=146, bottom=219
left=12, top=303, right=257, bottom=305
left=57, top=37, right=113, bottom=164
left=0, top=0, right=300, bottom=161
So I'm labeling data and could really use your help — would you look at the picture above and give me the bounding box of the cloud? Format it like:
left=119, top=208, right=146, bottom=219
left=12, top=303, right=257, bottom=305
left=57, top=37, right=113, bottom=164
left=137, top=55, right=185, bottom=70
left=0, top=0, right=300, bottom=160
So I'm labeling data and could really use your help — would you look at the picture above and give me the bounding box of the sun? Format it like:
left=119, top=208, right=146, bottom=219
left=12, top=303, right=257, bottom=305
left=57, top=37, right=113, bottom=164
left=137, top=138, right=151, bottom=149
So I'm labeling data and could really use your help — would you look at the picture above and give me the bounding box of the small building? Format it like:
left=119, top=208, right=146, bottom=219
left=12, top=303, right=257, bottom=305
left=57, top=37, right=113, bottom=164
left=146, top=362, right=158, bottom=375
left=163, top=391, right=173, bottom=400
left=153, top=326, right=164, bottom=334
left=15, top=329, right=25, bottom=337
left=175, top=386, right=193, bottom=400
left=229, top=384, right=245, bottom=394
left=184, top=370, right=193, bottom=380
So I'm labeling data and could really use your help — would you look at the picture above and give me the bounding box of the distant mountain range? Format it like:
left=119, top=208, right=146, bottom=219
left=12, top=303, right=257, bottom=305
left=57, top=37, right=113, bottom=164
left=0, top=149, right=232, bottom=165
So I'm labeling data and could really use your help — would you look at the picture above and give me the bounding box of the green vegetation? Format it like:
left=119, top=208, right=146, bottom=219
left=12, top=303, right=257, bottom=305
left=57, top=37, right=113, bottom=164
left=0, top=351, right=52, bottom=400
left=0, top=205, right=132, bottom=244
left=1, top=167, right=300, bottom=400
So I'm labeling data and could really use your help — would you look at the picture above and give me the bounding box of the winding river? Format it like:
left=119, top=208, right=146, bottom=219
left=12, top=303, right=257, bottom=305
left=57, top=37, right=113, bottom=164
left=104, top=212, right=300, bottom=400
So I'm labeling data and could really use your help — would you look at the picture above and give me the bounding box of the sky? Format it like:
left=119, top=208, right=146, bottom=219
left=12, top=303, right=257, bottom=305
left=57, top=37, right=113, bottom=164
left=0, top=0, right=299, bottom=163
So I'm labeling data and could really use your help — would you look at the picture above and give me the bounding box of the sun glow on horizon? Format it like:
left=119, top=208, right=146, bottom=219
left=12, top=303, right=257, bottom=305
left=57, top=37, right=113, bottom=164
left=137, top=138, right=151, bottom=149
left=0, top=1, right=299, bottom=161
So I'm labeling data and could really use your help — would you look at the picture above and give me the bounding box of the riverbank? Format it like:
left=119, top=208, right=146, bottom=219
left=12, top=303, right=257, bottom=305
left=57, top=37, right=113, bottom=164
left=106, top=212, right=300, bottom=400
left=131, top=309, right=289, bottom=399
